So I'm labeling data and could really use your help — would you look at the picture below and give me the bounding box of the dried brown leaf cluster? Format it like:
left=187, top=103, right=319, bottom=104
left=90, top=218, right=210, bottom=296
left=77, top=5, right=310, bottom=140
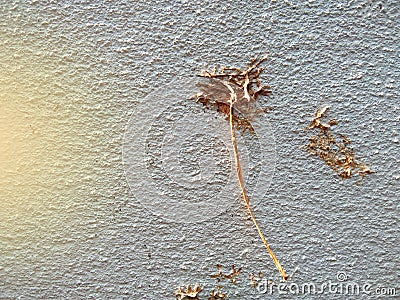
left=304, top=107, right=373, bottom=180
left=175, top=284, right=202, bottom=300
left=175, top=283, right=226, bottom=300
left=191, top=54, right=271, bottom=133
left=175, top=267, right=266, bottom=299
left=208, top=287, right=226, bottom=300
left=210, top=265, right=242, bottom=285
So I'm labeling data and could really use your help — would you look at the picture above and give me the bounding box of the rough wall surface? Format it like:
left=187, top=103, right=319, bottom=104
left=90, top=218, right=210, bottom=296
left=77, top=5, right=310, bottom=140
left=0, top=0, right=398, bottom=299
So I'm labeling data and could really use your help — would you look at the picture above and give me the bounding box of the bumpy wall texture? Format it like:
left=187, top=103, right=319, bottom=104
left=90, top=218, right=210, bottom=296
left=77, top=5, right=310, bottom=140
left=0, top=1, right=399, bottom=299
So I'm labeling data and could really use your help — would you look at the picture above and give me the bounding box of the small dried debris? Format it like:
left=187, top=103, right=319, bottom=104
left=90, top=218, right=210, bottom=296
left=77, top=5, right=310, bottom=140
left=210, top=265, right=242, bottom=284
left=175, top=284, right=203, bottom=300
left=249, top=273, right=256, bottom=288
left=249, top=271, right=263, bottom=288
left=304, top=106, right=373, bottom=180
left=210, top=264, right=224, bottom=280
left=208, top=286, right=226, bottom=300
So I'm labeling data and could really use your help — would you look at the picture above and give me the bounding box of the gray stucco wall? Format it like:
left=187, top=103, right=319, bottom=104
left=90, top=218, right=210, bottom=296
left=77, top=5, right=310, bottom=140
left=0, top=0, right=398, bottom=299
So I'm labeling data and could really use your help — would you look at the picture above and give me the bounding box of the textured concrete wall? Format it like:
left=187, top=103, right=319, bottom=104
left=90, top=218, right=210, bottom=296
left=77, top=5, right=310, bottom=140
left=0, top=0, right=398, bottom=299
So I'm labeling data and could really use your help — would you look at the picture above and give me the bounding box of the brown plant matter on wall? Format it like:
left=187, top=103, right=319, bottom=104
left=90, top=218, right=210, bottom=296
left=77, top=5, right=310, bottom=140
left=192, top=55, right=271, bottom=134
left=210, top=265, right=242, bottom=285
left=190, top=55, right=288, bottom=281
left=175, top=283, right=226, bottom=300
left=208, top=287, right=226, bottom=300
left=175, top=284, right=202, bottom=300
left=249, top=271, right=263, bottom=288
left=304, top=106, right=373, bottom=180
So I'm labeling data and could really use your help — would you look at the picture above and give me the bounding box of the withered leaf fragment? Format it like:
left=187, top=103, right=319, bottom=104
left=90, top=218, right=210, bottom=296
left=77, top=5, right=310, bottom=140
left=210, top=265, right=242, bottom=284
left=249, top=271, right=263, bottom=288
left=249, top=273, right=256, bottom=288
left=304, top=106, right=373, bottom=181
left=208, top=286, right=226, bottom=300
left=191, top=54, right=271, bottom=133
left=210, top=264, right=224, bottom=280
left=224, top=265, right=242, bottom=284
left=175, top=284, right=203, bottom=300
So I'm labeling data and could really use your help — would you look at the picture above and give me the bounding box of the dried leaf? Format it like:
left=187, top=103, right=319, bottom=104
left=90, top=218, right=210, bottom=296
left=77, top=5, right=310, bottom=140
left=208, top=286, right=226, bottom=300
left=192, top=55, right=271, bottom=133
left=304, top=107, right=373, bottom=180
left=210, top=265, right=242, bottom=285
left=249, top=271, right=263, bottom=288
left=249, top=273, right=256, bottom=288
left=191, top=55, right=288, bottom=281
left=210, top=264, right=223, bottom=279
left=175, top=284, right=203, bottom=300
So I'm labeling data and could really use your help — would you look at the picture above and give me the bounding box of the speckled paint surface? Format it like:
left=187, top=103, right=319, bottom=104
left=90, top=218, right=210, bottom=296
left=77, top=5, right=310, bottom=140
left=0, top=1, right=399, bottom=299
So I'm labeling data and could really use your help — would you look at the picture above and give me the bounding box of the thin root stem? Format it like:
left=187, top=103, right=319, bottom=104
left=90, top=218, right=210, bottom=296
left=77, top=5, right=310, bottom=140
left=224, top=81, right=288, bottom=281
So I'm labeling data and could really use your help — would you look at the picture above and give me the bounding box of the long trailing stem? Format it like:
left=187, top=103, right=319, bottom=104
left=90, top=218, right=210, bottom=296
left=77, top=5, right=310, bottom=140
left=223, top=81, right=288, bottom=281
